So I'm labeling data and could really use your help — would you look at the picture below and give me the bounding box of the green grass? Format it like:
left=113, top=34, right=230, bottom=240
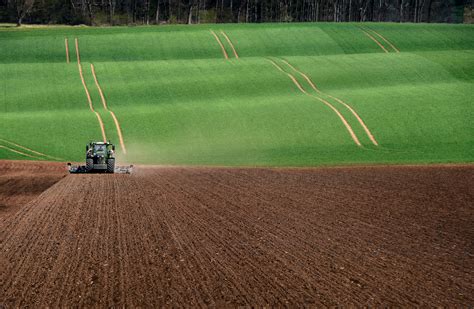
left=365, top=23, right=474, bottom=52
left=0, top=23, right=473, bottom=165
left=0, top=110, right=102, bottom=160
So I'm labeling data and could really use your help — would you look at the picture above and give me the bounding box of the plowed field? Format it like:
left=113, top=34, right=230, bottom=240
left=0, top=160, right=66, bottom=220
left=1, top=161, right=473, bottom=306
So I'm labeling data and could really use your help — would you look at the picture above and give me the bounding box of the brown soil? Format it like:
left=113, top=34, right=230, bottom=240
left=1, top=161, right=473, bottom=306
left=0, top=160, right=66, bottom=220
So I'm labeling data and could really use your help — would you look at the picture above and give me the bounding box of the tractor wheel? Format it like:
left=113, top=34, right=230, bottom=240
left=107, top=158, right=115, bottom=173
left=86, top=159, right=93, bottom=172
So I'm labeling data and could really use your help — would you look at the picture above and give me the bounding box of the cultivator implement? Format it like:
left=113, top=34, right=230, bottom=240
left=67, top=163, right=133, bottom=174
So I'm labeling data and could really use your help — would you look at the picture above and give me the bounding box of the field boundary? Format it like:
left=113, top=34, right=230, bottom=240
left=90, top=64, right=127, bottom=154
left=220, top=31, right=239, bottom=59
left=210, top=30, right=229, bottom=59
left=0, top=138, right=63, bottom=160
left=74, top=38, right=107, bottom=142
left=268, top=59, right=362, bottom=146
left=280, top=59, right=379, bottom=146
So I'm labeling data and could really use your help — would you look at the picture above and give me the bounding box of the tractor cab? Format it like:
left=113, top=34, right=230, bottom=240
left=87, top=142, right=114, bottom=159
left=94, top=143, right=106, bottom=152
left=85, top=141, right=115, bottom=173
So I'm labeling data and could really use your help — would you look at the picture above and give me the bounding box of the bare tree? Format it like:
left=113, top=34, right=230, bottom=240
left=427, top=0, right=433, bottom=22
left=418, top=0, right=425, bottom=22
left=109, top=0, right=116, bottom=24
left=187, top=1, right=194, bottom=24
left=14, top=0, right=35, bottom=25
left=399, top=0, right=405, bottom=22
left=84, top=0, right=94, bottom=24
left=155, top=0, right=160, bottom=23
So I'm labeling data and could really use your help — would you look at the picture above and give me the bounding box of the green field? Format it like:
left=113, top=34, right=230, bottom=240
left=0, top=23, right=473, bottom=166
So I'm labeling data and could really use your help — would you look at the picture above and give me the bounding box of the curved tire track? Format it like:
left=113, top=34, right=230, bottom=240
left=220, top=31, right=239, bottom=59
left=360, top=28, right=389, bottom=53
left=268, top=59, right=362, bottom=146
left=0, top=138, right=63, bottom=160
left=90, top=64, right=127, bottom=154
left=74, top=38, right=107, bottom=142
left=0, top=145, right=41, bottom=159
left=279, top=59, right=379, bottom=146
left=210, top=30, right=229, bottom=59
left=364, top=27, right=400, bottom=53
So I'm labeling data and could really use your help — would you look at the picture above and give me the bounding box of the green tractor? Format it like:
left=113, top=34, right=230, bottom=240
left=68, top=141, right=132, bottom=174
left=85, top=141, right=115, bottom=173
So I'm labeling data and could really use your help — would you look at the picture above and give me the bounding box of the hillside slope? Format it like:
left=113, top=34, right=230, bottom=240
left=0, top=23, right=473, bottom=165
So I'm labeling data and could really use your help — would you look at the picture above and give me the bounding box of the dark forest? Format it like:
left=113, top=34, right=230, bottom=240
left=1, top=0, right=471, bottom=26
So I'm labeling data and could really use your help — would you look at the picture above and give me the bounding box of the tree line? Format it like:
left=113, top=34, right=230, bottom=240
left=0, top=0, right=470, bottom=26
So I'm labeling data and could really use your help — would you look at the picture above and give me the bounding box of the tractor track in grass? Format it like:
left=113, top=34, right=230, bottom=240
left=268, top=59, right=362, bottom=146
left=0, top=145, right=41, bottom=159
left=1, top=161, right=473, bottom=306
left=279, top=58, right=379, bottom=146
left=220, top=31, right=239, bottom=59
left=0, top=138, right=63, bottom=160
left=64, top=38, right=70, bottom=63
left=363, top=27, right=400, bottom=53
left=74, top=38, right=107, bottom=143
left=210, top=30, right=229, bottom=59
left=90, top=64, right=127, bottom=154
left=359, top=28, right=389, bottom=53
